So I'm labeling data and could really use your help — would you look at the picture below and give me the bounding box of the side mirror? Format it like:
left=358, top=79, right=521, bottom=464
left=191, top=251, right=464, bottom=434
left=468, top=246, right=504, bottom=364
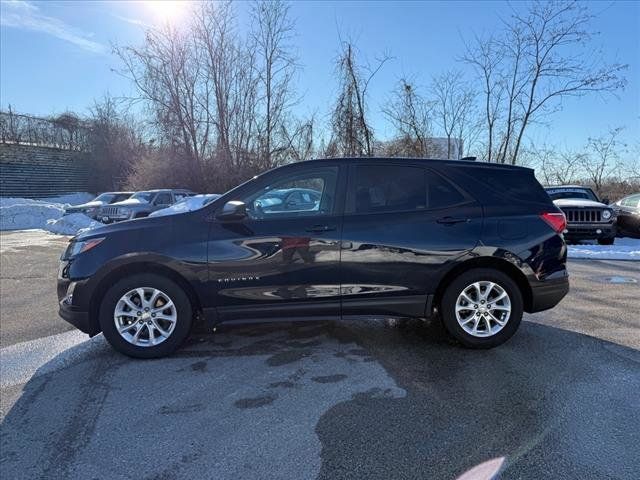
left=216, top=200, right=247, bottom=221
left=602, top=197, right=610, bottom=205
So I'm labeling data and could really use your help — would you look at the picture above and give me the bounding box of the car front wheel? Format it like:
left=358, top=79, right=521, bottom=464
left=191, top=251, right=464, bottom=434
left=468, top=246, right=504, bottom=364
left=98, top=273, right=193, bottom=358
left=440, top=268, right=523, bottom=349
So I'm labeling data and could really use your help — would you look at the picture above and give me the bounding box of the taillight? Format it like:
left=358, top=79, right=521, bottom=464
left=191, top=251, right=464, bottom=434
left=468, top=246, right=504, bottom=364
left=540, top=212, right=566, bottom=233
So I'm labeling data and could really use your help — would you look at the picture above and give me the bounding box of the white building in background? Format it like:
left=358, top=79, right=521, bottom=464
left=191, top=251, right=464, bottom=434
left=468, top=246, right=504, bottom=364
left=426, top=137, right=464, bottom=160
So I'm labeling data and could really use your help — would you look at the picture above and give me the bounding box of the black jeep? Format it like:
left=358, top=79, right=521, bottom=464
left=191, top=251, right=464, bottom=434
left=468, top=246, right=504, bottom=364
left=544, top=186, right=616, bottom=245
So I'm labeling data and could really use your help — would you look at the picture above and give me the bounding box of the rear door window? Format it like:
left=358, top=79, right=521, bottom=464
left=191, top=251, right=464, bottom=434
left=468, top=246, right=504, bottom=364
left=349, top=165, right=426, bottom=214
left=426, top=171, right=467, bottom=209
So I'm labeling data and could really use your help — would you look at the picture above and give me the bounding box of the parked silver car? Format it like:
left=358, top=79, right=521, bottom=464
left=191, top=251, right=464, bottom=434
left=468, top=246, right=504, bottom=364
left=64, top=192, right=133, bottom=219
left=98, top=189, right=195, bottom=223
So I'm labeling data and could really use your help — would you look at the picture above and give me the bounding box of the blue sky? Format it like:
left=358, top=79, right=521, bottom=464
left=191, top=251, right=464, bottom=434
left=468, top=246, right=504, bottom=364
left=1, top=0, right=639, bottom=154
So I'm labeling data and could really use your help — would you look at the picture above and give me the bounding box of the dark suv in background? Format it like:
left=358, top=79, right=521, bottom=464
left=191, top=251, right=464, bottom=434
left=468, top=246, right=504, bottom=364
left=98, top=189, right=194, bottom=223
left=58, top=158, right=569, bottom=358
left=544, top=185, right=616, bottom=244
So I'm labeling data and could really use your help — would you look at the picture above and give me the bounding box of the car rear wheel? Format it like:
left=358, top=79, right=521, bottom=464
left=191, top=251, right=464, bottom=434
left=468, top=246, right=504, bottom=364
left=99, top=273, right=193, bottom=358
left=440, top=268, right=523, bottom=349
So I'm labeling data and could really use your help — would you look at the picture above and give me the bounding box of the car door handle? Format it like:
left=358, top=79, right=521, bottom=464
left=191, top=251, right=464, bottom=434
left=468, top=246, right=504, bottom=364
left=305, top=225, right=336, bottom=233
left=436, top=216, right=470, bottom=225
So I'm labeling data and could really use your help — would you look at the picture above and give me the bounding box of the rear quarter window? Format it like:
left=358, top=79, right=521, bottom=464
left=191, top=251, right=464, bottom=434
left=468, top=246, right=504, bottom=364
left=458, top=166, right=551, bottom=204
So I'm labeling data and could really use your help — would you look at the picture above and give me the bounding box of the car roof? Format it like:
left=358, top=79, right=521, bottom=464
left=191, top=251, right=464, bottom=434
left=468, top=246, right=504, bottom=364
left=620, top=192, right=640, bottom=199
left=139, top=189, right=194, bottom=193
left=544, top=185, right=593, bottom=190
left=289, top=157, right=533, bottom=172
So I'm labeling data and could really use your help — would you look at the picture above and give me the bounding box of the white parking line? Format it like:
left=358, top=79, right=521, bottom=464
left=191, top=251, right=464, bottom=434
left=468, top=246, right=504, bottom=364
left=0, top=330, right=107, bottom=388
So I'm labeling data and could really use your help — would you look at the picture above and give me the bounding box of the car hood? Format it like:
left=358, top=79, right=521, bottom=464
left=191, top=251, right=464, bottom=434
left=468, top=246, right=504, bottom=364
left=553, top=199, right=607, bottom=208
left=66, top=200, right=105, bottom=210
left=74, top=214, right=168, bottom=241
left=107, top=198, right=148, bottom=207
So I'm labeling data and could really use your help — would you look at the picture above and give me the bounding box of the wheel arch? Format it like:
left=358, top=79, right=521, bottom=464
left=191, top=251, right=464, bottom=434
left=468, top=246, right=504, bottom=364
left=433, top=256, right=533, bottom=314
left=89, top=262, right=203, bottom=333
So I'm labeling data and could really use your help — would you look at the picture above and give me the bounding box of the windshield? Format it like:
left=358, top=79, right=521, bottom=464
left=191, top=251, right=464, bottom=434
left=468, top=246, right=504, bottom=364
left=130, top=192, right=155, bottom=202
left=94, top=193, right=116, bottom=203
left=546, top=188, right=598, bottom=202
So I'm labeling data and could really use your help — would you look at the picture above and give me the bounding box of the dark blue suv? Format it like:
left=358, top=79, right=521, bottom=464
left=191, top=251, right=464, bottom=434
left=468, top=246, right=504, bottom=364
left=58, top=158, right=569, bottom=358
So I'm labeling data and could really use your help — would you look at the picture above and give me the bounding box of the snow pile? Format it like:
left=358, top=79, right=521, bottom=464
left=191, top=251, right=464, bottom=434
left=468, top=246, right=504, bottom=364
left=567, top=237, right=640, bottom=261
left=46, top=213, right=102, bottom=236
left=150, top=194, right=220, bottom=217
left=0, top=193, right=98, bottom=235
left=39, top=193, right=94, bottom=205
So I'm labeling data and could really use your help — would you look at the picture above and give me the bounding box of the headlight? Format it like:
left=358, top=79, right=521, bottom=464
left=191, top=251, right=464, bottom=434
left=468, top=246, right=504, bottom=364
left=119, top=208, right=130, bottom=216
left=68, top=237, right=105, bottom=257
left=85, top=207, right=97, bottom=215
left=602, top=210, right=612, bottom=220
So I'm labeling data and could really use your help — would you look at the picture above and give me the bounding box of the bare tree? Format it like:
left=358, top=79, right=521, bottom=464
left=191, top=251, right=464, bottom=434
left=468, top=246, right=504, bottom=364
left=251, top=0, right=297, bottom=167
left=193, top=1, right=259, bottom=171
left=115, top=22, right=209, bottom=186
left=463, top=35, right=506, bottom=162
left=431, top=71, right=477, bottom=159
left=464, top=1, right=627, bottom=164
left=281, top=116, right=315, bottom=162
left=580, top=127, right=626, bottom=196
left=382, top=78, right=432, bottom=156
left=88, top=94, right=147, bottom=190
left=331, top=42, right=390, bottom=157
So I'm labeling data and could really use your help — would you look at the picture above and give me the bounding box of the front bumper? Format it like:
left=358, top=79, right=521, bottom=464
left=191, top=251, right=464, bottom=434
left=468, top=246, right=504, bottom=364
left=565, top=223, right=615, bottom=241
left=99, top=214, right=130, bottom=223
left=57, top=275, right=99, bottom=336
left=59, top=298, right=93, bottom=335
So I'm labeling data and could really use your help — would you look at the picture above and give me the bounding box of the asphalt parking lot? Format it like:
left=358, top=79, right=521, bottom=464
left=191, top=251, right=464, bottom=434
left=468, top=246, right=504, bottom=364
left=1, top=230, right=639, bottom=479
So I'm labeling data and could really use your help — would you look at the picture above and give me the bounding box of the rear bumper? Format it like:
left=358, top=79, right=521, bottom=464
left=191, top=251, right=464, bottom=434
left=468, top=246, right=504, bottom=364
left=529, top=275, right=569, bottom=313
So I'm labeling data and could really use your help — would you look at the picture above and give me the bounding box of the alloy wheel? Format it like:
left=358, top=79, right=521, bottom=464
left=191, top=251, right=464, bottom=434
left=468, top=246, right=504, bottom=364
left=455, top=281, right=511, bottom=337
left=114, top=287, right=177, bottom=347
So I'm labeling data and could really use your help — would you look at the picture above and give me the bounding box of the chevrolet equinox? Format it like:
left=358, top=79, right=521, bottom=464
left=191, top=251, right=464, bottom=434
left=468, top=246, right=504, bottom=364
left=58, top=158, right=569, bottom=358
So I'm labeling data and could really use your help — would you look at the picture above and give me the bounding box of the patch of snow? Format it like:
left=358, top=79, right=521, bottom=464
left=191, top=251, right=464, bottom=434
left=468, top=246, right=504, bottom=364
left=0, top=193, right=100, bottom=235
left=567, top=237, right=640, bottom=261
left=150, top=194, right=220, bottom=217
left=0, top=229, right=69, bottom=253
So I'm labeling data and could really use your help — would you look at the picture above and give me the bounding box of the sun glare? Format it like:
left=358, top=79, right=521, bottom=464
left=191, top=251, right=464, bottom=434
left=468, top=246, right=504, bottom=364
left=143, top=0, right=191, bottom=24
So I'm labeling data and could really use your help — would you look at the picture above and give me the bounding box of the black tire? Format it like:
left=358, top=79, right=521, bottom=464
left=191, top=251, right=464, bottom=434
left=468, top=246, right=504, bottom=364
left=597, top=237, right=615, bottom=245
left=99, top=273, right=193, bottom=358
left=440, top=268, right=523, bottom=349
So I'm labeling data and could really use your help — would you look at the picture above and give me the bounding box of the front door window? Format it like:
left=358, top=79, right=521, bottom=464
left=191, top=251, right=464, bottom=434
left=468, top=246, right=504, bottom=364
left=241, top=168, right=338, bottom=220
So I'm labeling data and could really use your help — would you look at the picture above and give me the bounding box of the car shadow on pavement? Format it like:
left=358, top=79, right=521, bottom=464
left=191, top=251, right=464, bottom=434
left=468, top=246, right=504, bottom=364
left=315, top=318, right=640, bottom=480
left=1, top=319, right=639, bottom=480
